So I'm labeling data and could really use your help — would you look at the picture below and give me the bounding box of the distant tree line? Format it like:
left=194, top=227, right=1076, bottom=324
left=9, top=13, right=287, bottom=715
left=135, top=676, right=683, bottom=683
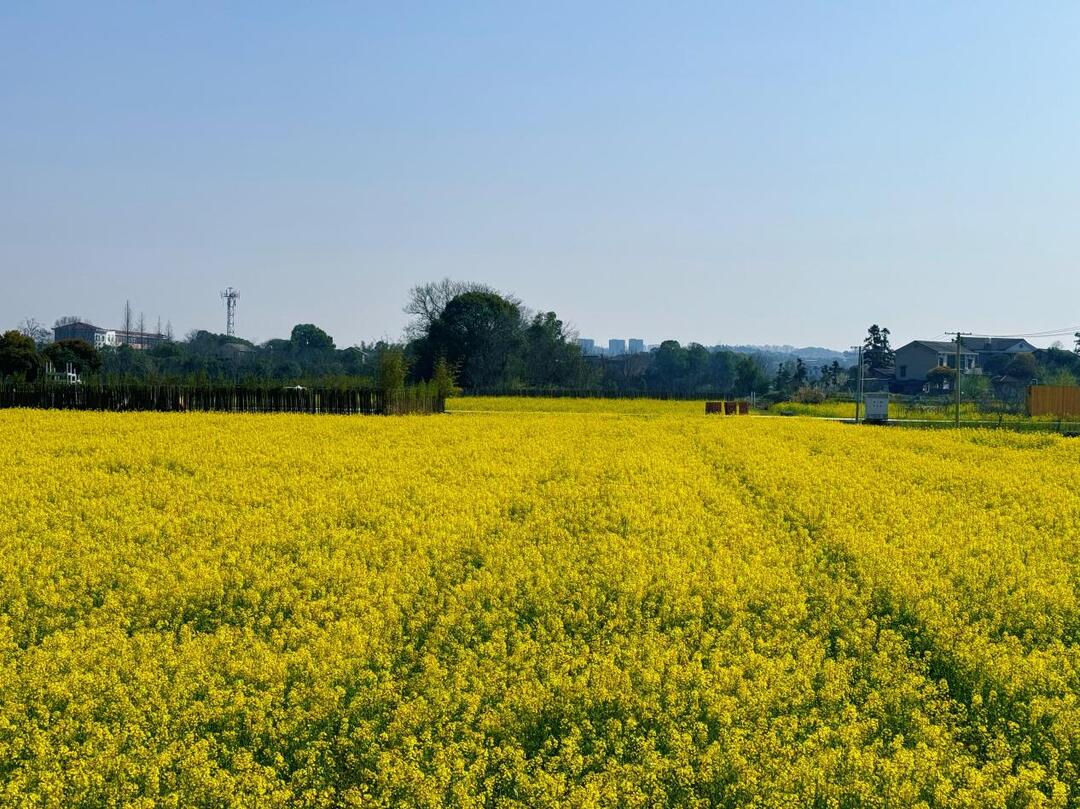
left=8, top=290, right=1080, bottom=400
left=399, top=280, right=775, bottom=397
left=0, top=324, right=397, bottom=388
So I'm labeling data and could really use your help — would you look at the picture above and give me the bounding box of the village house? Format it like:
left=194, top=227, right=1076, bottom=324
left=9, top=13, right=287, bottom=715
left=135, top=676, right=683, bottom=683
left=960, top=336, right=1038, bottom=369
left=893, top=337, right=1037, bottom=392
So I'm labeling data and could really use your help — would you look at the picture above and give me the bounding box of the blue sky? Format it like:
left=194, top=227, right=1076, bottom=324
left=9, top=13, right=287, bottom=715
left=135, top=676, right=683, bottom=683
left=3, top=2, right=1080, bottom=348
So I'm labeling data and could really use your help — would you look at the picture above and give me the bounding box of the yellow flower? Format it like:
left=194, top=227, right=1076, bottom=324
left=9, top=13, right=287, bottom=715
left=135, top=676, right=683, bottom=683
left=0, top=407, right=1077, bottom=806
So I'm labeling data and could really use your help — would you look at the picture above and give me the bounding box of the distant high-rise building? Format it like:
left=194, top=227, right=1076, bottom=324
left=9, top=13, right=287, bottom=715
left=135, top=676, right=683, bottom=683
left=577, top=338, right=596, bottom=355
left=608, top=339, right=626, bottom=356
left=628, top=338, right=645, bottom=354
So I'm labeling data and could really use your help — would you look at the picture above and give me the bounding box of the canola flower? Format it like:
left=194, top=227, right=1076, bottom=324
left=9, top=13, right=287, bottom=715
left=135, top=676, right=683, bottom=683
left=1, top=408, right=1079, bottom=807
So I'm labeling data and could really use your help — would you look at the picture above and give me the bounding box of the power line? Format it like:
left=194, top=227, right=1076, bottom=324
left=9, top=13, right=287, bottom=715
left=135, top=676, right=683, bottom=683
left=967, top=325, right=1080, bottom=339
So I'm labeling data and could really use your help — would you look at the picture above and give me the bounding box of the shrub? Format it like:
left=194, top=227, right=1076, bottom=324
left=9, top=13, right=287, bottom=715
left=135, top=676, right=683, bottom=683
left=793, top=386, right=826, bottom=404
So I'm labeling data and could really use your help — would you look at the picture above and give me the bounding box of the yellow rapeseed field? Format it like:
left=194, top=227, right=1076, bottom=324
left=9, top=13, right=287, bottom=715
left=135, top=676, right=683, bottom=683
left=2, top=408, right=1079, bottom=807
left=447, top=396, right=705, bottom=415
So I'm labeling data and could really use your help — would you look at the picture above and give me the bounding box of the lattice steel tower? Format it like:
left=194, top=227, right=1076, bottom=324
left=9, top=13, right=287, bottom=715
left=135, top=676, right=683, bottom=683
left=221, top=287, right=240, bottom=337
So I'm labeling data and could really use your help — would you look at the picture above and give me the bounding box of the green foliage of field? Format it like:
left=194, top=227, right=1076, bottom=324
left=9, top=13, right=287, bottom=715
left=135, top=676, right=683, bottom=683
left=770, top=399, right=980, bottom=420
left=448, top=396, right=707, bottom=415
left=770, top=399, right=1071, bottom=425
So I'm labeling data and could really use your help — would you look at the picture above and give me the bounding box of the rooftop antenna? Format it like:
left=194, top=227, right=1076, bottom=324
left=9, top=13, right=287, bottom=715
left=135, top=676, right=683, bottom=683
left=221, top=287, right=239, bottom=337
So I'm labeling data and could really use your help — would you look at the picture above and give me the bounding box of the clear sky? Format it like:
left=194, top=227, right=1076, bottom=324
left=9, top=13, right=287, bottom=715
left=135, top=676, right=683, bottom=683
left=3, top=2, right=1080, bottom=349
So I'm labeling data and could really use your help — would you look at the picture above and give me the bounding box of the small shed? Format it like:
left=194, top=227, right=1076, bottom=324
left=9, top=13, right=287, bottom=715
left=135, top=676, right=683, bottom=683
left=864, top=393, right=890, bottom=422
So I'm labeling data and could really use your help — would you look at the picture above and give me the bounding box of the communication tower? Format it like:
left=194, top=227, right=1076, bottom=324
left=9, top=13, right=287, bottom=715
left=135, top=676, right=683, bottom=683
left=221, top=287, right=240, bottom=337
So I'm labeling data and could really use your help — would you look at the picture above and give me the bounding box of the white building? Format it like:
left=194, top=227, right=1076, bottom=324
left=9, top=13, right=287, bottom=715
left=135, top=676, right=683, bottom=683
left=53, top=321, right=117, bottom=348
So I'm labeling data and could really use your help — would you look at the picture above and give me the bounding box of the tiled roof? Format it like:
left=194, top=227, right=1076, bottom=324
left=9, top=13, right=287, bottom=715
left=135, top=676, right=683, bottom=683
left=901, top=340, right=977, bottom=354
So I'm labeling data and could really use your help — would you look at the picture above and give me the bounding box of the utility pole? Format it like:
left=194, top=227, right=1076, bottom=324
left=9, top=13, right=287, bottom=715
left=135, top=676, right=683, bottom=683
left=850, top=344, right=864, bottom=423
left=949, top=331, right=972, bottom=427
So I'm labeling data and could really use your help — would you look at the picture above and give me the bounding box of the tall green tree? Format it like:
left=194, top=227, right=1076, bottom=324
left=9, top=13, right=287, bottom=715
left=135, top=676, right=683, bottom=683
left=377, top=346, right=409, bottom=414
left=863, top=324, right=895, bottom=371
left=290, top=324, right=335, bottom=352
left=707, top=350, right=739, bottom=396
left=686, top=344, right=711, bottom=390
left=820, top=360, right=844, bottom=389
left=793, top=358, right=808, bottom=387
left=432, top=357, right=461, bottom=399
left=734, top=354, right=770, bottom=396
left=522, top=312, right=586, bottom=387
left=43, top=339, right=101, bottom=376
left=1004, top=353, right=1038, bottom=381
left=647, top=341, right=688, bottom=393
left=424, top=291, right=524, bottom=389
left=773, top=361, right=795, bottom=398
left=0, top=330, right=42, bottom=381
left=378, top=347, right=407, bottom=393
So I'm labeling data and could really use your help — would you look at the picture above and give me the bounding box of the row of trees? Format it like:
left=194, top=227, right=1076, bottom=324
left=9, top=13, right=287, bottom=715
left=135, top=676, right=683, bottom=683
left=11, top=287, right=1080, bottom=400
left=0, top=331, right=103, bottom=382
left=0, top=297, right=904, bottom=401
left=0, top=326, right=444, bottom=405
left=399, top=280, right=777, bottom=397
left=5, top=282, right=775, bottom=398
left=0, top=325, right=398, bottom=387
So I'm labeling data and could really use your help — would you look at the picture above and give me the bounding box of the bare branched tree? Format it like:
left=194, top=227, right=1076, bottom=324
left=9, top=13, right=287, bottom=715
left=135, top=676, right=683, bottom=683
left=19, top=318, right=51, bottom=345
left=404, top=279, right=473, bottom=338
left=403, top=278, right=516, bottom=339
left=123, top=300, right=134, bottom=345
